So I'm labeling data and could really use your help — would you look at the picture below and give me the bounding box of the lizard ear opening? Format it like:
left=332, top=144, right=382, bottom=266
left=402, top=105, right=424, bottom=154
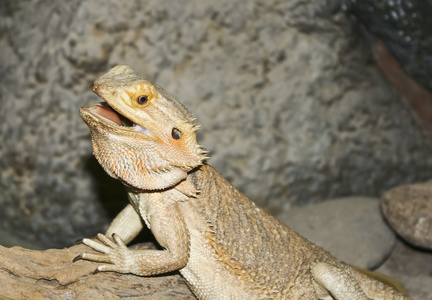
left=160, top=122, right=208, bottom=168
left=171, top=128, right=182, bottom=140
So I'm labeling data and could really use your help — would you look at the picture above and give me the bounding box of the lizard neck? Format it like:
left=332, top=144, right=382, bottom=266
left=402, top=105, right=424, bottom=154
left=125, top=174, right=196, bottom=230
left=124, top=167, right=201, bottom=199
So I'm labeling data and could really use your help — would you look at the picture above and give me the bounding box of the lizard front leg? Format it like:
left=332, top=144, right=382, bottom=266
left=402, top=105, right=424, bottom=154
left=105, top=203, right=143, bottom=244
left=76, top=202, right=190, bottom=276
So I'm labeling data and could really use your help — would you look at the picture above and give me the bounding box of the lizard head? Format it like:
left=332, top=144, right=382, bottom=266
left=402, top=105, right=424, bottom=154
left=80, top=65, right=207, bottom=191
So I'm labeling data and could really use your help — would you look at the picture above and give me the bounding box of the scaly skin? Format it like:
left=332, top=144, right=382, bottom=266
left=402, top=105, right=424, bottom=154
left=77, top=65, right=410, bottom=299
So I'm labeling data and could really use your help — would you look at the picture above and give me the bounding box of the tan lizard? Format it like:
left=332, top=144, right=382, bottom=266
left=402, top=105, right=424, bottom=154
left=76, top=65, right=410, bottom=299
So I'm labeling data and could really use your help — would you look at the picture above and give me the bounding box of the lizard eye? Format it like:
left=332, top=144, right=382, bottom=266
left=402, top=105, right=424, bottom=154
left=171, top=128, right=181, bottom=140
left=137, top=95, right=149, bottom=105
left=131, top=84, right=158, bottom=107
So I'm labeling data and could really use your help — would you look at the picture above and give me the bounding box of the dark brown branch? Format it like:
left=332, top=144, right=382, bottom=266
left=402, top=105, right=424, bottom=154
left=372, top=40, right=432, bottom=144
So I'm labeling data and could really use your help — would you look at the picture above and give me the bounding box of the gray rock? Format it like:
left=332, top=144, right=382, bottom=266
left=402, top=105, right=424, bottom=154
left=0, top=228, right=44, bottom=250
left=377, top=239, right=432, bottom=300
left=382, top=180, right=432, bottom=249
left=1, top=0, right=432, bottom=248
left=277, top=197, right=396, bottom=269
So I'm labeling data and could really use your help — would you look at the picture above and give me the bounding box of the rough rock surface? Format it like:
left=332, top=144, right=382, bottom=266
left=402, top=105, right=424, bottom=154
left=382, top=180, right=432, bottom=249
left=1, top=0, right=432, bottom=248
left=277, top=197, right=396, bottom=269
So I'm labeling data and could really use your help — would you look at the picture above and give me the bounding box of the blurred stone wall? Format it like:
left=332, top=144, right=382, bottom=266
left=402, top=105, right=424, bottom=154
left=1, top=0, right=431, bottom=248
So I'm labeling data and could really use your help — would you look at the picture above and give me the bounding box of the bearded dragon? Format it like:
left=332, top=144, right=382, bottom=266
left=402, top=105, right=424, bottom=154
left=76, top=65, right=409, bottom=299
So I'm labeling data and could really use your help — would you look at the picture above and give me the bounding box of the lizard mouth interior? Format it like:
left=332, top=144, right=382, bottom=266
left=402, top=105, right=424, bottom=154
left=91, top=102, right=149, bottom=133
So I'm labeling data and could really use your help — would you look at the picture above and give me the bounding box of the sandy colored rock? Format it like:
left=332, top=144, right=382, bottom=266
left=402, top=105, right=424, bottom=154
left=381, top=180, right=432, bottom=249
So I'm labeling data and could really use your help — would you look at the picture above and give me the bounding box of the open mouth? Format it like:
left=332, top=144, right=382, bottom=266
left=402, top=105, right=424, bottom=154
left=88, top=102, right=149, bottom=134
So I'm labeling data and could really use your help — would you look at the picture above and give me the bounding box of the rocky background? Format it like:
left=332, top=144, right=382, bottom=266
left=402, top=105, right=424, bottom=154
left=1, top=0, right=432, bottom=247
left=1, top=0, right=432, bottom=299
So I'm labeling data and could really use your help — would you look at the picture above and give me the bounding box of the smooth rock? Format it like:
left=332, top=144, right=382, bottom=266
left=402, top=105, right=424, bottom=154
left=376, top=239, right=432, bottom=300
left=277, top=197, right=396, bottom=269
left=381, top=180, right=432, bottom=249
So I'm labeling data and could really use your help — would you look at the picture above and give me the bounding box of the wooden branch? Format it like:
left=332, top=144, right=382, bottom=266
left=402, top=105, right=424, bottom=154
left=0, top=243, right=195, bottom=300
left=372, top=40, right=432, bottom=144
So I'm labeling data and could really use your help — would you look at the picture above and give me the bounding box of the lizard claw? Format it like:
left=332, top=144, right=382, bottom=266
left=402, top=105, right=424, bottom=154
left=73, top=232, right=139, bottom=275
left=72, top=254, right=84, bottom=262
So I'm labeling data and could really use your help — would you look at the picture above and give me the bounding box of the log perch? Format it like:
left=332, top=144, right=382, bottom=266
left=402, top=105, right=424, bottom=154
left=0, top=243, right=195, bottom=300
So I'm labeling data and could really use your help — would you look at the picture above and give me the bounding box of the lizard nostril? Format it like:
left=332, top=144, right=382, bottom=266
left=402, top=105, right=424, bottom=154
left=171, top=128, right=181, bottom=140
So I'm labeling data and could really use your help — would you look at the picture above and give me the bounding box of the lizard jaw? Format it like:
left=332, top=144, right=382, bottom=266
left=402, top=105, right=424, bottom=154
left=80, top=102, right=150, bottom=135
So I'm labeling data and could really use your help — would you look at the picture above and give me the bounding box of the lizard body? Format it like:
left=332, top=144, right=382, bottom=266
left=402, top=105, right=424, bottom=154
left=78, top=65, right=409, bottom=299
